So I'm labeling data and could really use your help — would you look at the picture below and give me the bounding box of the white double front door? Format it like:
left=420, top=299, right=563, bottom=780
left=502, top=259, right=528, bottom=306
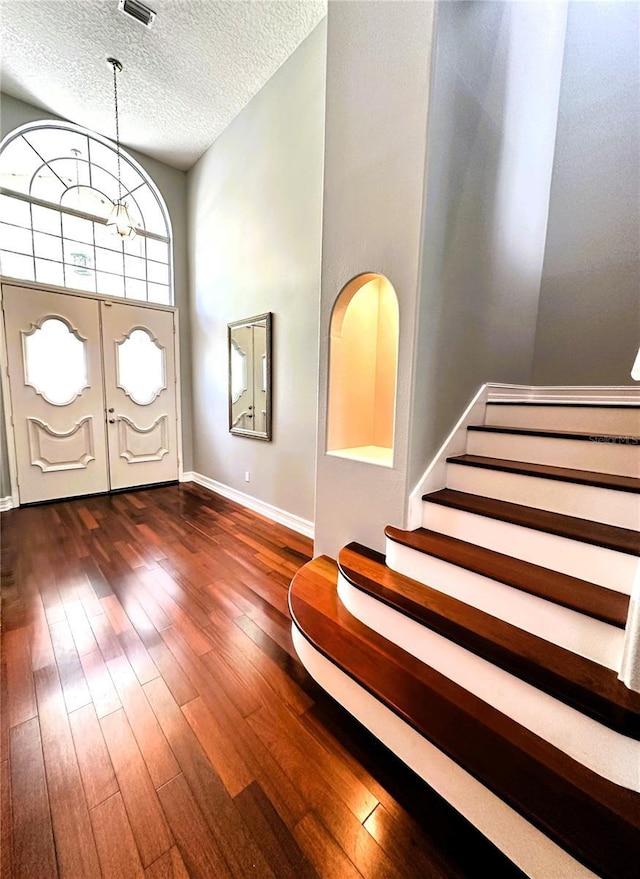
left=2, top=284, right=179, bottom=504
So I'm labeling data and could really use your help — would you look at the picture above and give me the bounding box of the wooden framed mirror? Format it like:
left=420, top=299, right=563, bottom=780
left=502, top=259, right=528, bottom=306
left=228, top=312, right=272, bottom=440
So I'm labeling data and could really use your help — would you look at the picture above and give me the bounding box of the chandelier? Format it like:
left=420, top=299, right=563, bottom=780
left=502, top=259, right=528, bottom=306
left=106, top=57, right=136, bottom=239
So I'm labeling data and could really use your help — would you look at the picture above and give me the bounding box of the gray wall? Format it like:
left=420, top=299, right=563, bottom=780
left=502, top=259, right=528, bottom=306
left=408, top=0, right=567, bottom=487
left=314, top=1, right=435, bottom=556
left=532, top=1, right=640, bottom=386
left=0, top=92, right=192, bottom=498
left=187, top=22, right=326, bottom=524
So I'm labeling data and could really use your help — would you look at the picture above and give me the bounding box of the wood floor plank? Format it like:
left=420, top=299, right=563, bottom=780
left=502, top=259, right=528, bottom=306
left=64, top=600, right=99, bottom=656
left=234, top=781, right=319, bottom=879
left=144, top=676, right=277, bottom=879
left=49, top=619, right=92, bottom=713
left=147, top=641, right=198, bottom=706
left=1, top=760, right=11, bottom=879
left=68, top=703, right=118, bottom=810
left=144, top=846, right=190, bottom=879
left=182, top=695, right=253, bottom=796
left=106, top=653, right=180, bottom=788
left=79, top=648, right=122, bottom=718
left=101, top=708, right=175, bottom=867
left=4, top=627, right=37, bottom=727
left=160, top=625, right=307, bottom=827
left=90, top=612, right=125, bottom=662
left=103, top=594, right=161, bottom=684
left=91, top=792, right=146, bottom=879
left=248, top=703, right=379, bottom=824
left=34, top=664, right=101, bottom=879
left=294, top=812, right=364, bottom=879
left=363, top=802, right=462, bottom=879
left=156, top=773, right=234, bottom=879
left=28, top=591, right=56, bottom=672
left=10, top=717, right=58, bottom=879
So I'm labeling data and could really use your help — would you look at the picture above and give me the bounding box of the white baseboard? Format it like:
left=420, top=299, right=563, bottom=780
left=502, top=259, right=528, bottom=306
left=0, top=496, right=14, bottom=512
left=182, top=471, right=314, bottom=539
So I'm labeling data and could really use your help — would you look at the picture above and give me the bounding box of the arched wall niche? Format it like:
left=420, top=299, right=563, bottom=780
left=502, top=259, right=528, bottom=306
left=327, top=272, right=399, bottom=466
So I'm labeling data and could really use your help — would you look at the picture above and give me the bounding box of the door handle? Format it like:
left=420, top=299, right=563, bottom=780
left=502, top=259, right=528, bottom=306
left=108, top=407, right=115, bottom=413
left=108, top=418, right=116, bottom=424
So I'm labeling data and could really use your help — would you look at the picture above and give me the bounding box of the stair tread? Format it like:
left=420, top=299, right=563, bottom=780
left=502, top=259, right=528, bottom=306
left=384, top=526, right=629, bottom=627
left=341, top=540, right=638, bottom=735
left=469, top=423, right=640, bottom=442
left=446, top=454, right=640, bottom=492
left=290, top=556, right=640, bottom=879
left=422, top=488, right=640, bottom=556
left=486, top=401, right=640, bottom=409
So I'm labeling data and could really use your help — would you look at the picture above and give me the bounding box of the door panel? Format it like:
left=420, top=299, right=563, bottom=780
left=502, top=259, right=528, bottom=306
left=3, top=285, right=109, bottom=503
left=101, top=300, right=178, bottom=490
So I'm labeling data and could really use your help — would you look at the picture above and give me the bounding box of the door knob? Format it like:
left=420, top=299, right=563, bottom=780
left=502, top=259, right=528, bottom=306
left=108, top=418, right=116, bottom=424
left=108, top=407, right=115, bottom=413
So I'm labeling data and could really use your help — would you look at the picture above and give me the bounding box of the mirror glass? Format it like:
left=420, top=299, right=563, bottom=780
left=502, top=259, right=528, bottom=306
left=228, top=312, right=272, bottom=440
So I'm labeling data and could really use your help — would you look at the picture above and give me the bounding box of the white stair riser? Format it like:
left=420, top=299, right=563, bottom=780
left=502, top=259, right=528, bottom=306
left=485, top=404, right=640, bottom=435
left=466, top=431, right=640, bottom=477
left=384, top=540, right=624, bottom=669
left=445, top=464, right=639, bottom=530
left=293, top=626, right=600, bottom=879
left=337, top=575, right=638, bottom=790
left=420, top=501, right=638, bottom=593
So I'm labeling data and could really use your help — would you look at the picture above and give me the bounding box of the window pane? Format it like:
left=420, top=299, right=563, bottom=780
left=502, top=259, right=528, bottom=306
left=146, top=238, right=168, bottom=262
left=95, top=247, right=123, bottom=275
left=0, top=195, right=31, bottom=227
left=124, top=254, right=145, bottom=280
left=1, top=224, right=33, bottom=256
left=30, top=167, right=65, bottom=202
left=63, top=265, right=96, bottom=293
left=24, top=317, right=87, bottom=405
left=125, top=277, right=147, bottom=301
left=116, top=154, right=146, bottom=198
left=35, top=258, right=65, bottom=287
left=123, top=234, right=144, bottom=258
left=23, top=128, right=89, bottom=166
left=147, top=260, right=168, bottom=285
left=94, top=220, right=122, bottom=252
left=130, top=185, right=167, bottom=236
left=63, top=239, right=94, bottom=272
left=32, top=204, right=62, bottom=235
left=88, top=164, right=120, bottom=205
left=97, top=272, right=125, bottom=298
left=62, top=213, right=93, bottom=245
left=117, top=328, right=165, bottom=404
left=0, top=136, right=38, bottom=193
left=34, top=231, right=63, bottom=262
left=61, top=185, right=111, bottom=219
left=148, top=283, right=170, bottom=305
left=0, top=250, right=34, bottom=280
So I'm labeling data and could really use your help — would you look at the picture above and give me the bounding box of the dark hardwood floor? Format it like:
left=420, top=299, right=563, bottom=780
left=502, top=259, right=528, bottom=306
left=1, top=482, right=521, bottom=879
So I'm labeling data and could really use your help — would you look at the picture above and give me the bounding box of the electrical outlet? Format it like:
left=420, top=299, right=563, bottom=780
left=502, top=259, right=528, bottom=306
left=244, top=471, right=250, bottom=483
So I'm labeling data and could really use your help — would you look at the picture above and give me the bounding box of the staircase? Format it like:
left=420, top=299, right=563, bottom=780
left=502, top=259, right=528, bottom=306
left=289, top=394, right=640, bottom=879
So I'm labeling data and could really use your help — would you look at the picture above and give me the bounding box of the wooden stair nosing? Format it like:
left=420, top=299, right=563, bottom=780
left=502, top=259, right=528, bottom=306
left=468, top=424, right=640, bottom=443
left=485, top=402, right=640, bottom=409
left=290, top=557, right=640, bottom=879
left=445, top=454, right=640, bottom=494
left=338, top=541, right=640, bottom=738
left=384, top=525, right=629, bottom=628
left=421, top=489, right=640, bottom=557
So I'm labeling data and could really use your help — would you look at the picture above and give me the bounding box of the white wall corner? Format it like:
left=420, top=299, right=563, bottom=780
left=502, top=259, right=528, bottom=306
left=185, top=471, right=314, bottom=539
left=407, top=383, right=489, bottom=530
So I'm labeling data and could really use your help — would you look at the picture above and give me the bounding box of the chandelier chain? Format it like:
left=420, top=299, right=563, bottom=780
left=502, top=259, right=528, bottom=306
left=111, top=58, right=123, bottom=203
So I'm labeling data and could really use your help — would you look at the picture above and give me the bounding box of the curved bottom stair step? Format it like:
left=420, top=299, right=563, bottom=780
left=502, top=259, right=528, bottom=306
left=289, top=556, right=640, bottom=879
left=338, top=541, right=640, bottom=738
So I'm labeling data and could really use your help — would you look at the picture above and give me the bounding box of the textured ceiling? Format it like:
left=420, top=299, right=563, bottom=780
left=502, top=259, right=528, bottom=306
left=0, top=0, right=326, bottom=170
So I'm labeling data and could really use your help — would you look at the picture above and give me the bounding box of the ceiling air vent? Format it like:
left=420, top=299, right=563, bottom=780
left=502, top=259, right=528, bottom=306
left=118, top=0, right=156, bottom=28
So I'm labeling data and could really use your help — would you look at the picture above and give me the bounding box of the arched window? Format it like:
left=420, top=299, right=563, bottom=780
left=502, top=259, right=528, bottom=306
left=0, top=121, right=173, bottom=305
